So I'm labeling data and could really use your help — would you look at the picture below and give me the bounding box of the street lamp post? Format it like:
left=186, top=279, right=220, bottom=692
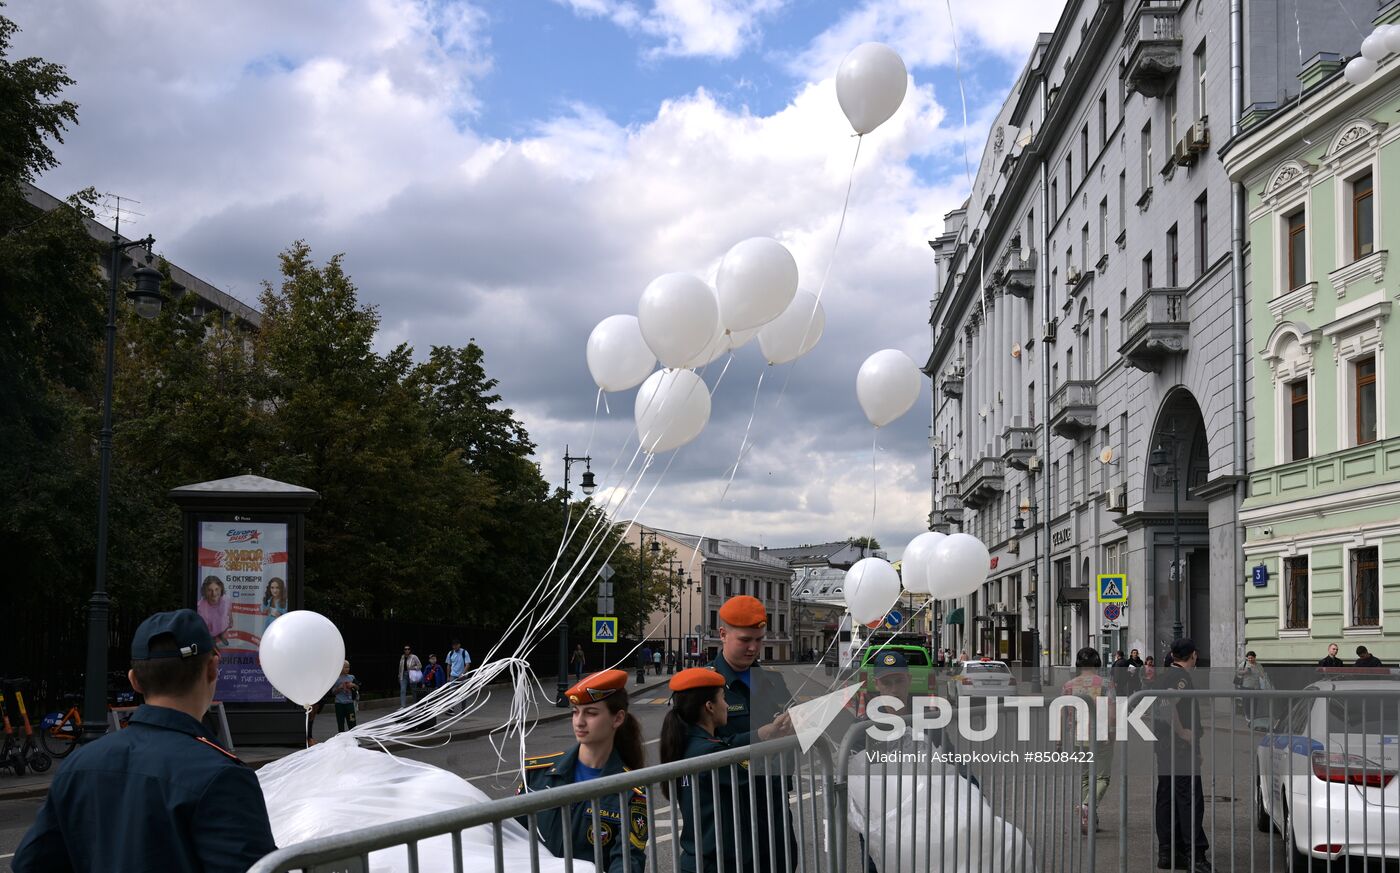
left=83, top=234, right=164, bottom=740
left=663, top=562, right=684, bottom=673
left=636, top=530, right=660, bottom=683
left=556, top=447, right=595, bottom=707
left=1151, top=433, right=1184, bottom=642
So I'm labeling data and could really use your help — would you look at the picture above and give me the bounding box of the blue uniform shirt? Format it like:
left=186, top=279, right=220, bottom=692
left=13, top=704, right=278, bottom=873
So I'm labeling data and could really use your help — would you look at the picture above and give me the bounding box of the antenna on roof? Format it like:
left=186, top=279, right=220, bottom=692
left=97, top=193, right=145, bottom=238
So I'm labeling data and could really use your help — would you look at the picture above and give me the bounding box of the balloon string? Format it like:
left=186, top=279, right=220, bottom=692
left=945, top=0, right=974, bottom=194
left=871, top=426, right=879, bottom=548
left=774, top=133, right=863, bottom=410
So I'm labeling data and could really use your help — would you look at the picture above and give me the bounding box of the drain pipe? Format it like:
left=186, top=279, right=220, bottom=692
left=1229, top=0, right=1248, bottom=668
left=1038, top=71, right=1052, bottom=693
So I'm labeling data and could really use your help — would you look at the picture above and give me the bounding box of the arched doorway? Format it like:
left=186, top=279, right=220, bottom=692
left=1145, top=388, right=1211, bottom=665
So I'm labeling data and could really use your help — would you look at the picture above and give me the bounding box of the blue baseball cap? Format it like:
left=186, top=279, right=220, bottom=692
left=131, top=609, right=216, bottom=660
left=872, top=650, right=908, bottom=676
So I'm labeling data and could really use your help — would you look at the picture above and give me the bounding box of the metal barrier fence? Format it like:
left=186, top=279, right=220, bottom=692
left=250, top=684, right=1400, bottom=872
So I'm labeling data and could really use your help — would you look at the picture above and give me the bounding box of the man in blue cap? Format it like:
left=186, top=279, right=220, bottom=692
left=14, top=609, right=278, bottom=872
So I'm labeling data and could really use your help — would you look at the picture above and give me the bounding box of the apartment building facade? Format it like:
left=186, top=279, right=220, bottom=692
left=925, top=0, right=1372, bottom=672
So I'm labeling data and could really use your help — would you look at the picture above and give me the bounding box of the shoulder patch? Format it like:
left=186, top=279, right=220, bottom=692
left=524, top=751, right=564, bottom=769
left=193, top=736, right=241, bottom=763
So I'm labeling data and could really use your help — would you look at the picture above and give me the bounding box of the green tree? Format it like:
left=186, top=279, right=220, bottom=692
left=847, top=536, right=881, bottom=550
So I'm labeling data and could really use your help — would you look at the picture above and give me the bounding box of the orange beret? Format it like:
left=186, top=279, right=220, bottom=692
left=565, top=669, right=629, bottom=705
left=718, top=595, right=766, bottom=628
left=670, top=667, right=727, bottom=693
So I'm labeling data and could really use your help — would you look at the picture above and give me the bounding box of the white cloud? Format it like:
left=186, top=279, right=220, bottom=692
left=554, top=0, right=786, bottom=59
left=9, top=0, right=1063, bottom=555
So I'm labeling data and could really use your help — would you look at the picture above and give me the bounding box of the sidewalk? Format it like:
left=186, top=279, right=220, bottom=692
left=0, top=672, right=673, bottom=802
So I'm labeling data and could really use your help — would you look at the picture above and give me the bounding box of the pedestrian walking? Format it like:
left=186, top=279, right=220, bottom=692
left=640, top=644, right=652, bottom=675
left=1234, top=650, right=1269, bottom=721
left=570, top=644, right=586, bottom=682
left=421, top=654, right=447, bottom=694
left=398, top=645, right=423, bottom=709
left=1063, top=647, right=1116, bottom=834
left=334, top=661, right=358, bottom=733
left=446, top=639, right=472, bottom=680
left=1153, top=638, right=1211, bottom=872
left=1109, top=650, right=1129, bottom=692
left=13, top=609, right=277, bottom=872
left=1143, top=655, right=1157, bottom=685
left=653, top=648, right=663, bottom=674
left=661, top=667, right=747, bottom=873
left=1356, top=645, right=1384, bottom=667
left=517, top=669, right=647, bottom=872
left=1126, top=649, right=1145, bottom=695
left=1318, top=642, right=1344, bottom=667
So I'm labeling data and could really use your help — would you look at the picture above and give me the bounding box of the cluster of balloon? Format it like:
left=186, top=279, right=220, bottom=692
left=836, top=42, right=910, bottom=136
left=856, top=348, right=922, bottom=427
left=584, top=235, right=824, bottom=455
left=1345, top=25, right=1400, bottom=84
left=914, top=532, right=991, bottom=600
left=259, top=611, right=346, bottom=707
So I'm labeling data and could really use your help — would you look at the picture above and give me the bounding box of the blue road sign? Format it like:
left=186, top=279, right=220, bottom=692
left=1096, top=574, right=1127, bottom=603
left=591, top=616, right=618, bottom=643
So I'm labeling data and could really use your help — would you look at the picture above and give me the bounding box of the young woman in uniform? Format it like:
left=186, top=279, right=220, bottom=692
left=518, top=669, right=648, bottom=872
left=660, top=667, right=752, bottom=873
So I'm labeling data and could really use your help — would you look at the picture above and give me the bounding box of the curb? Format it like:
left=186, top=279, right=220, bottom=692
left=0, top=676, right=675, bottom=803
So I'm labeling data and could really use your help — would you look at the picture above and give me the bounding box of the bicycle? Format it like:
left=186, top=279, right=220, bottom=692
left=0, top=681, right=51, bottom=775
left=39, top=685, right=138, bottom=757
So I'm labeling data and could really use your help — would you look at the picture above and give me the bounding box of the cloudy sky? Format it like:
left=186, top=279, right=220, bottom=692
left=13, top=0, right=1067, bottom=558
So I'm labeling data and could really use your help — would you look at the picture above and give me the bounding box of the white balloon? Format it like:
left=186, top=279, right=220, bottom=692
left=844, top=557, right=902, bottom=625
left=635, top=368, right=711, bottom=453
left=586, top=315, right=656, bottom=392
left=856, top=349, right=922, bottom=427
left=1383, top=24, right=1400, bottom=54
left=757, top=289, right=825, bottom=365
left=836, top=43, right=909, bottom=135
left=928, top=533, right=991, bottom=599
left=900, top=531, right=946, bottom=595
left=1345, top=56, right=1378, bottom=86
left=638, top=274, right=720, bottom=369
left=259, top=611, right=346, bottom=707
left=1362, top=29, right=1389, bottom=61
left=684, top=289, right=761, bottom=368
left=715, top=237, right=799, bottom=332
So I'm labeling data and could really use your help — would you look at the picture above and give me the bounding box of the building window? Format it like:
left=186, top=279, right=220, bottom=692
left=1051, top=179, right=1058, bottom=216
left=1167, top=225, right=1179, bottom=286
left=1051, top=461, right=1061, bottom=514
left=1195, top=192, right=1208, bottom=276
left=1081, top=224, right=1089, bottom=272
left=1098, top=197, right=1108, bottom=257
left=709, top=609, right=718, bottom=629
left=1027, top=209, right=1035, bottom=246
left=1118, top=171, right=1126, bottom=232
left=1142, top=252, right=1154, bottom=290
left=1104, top=541, right=1122, bottom=574
left=1286, top=209, right=1307, bottom=290
left=779, top=585, right=785, bottom=602
left=1100, top=308, right=1109, bottom=374
left=710, top=575, right=717, bottom=595
left=1081, top=124, right=1089, bottom=169
left=1165, top=88, right=1177, bottom=151
left=1194, top=41, right=1207, bottom=119
left=1288, top=379, right=1310, bottom=461
left=1098, top=91, right=1108, bottom=148
left=1350, top=547, right=1380, bottom=627
left=1352, top=172, right=1374, bottom=260
left=779, top=613, right=787, bottom=633
left=1355, top=355, right=1378, bottom=445
left=1141, top=121, right=1152, bottom=191
left=1284, top=556, right=1309, bottom=630
left=1066, top=154, right=1073, bottom=195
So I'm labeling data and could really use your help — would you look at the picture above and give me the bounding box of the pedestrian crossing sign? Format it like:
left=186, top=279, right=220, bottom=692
left=592, top=616, right=618, bottom=642
left=1096, top=574, right=1127, bottom=604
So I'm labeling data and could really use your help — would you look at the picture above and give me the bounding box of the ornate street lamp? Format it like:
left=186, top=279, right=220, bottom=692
left=555, top=448, right=593, bottom=707
left=83, top=235, right=163, bottom=740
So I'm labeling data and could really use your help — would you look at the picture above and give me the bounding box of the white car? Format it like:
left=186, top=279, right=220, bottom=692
left=1255, top=672, right=1400, bottom=867
left=947, top=658, right=1018, bottom=702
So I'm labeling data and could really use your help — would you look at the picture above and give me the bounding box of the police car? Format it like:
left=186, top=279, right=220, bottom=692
left=947, top=658, right=1017, bottom=702
left=1255, top=669, right=1400, bottom=867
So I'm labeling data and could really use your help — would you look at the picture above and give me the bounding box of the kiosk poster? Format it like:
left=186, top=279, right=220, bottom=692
left=196, top=522, right=290, bottom=702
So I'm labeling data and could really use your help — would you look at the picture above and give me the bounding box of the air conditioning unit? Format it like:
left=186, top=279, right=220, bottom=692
left=1027, top=455, right=1042, bottom=472
left=1108, top=483, right=1128, bottom=512
left=1174, top=136, right=1196, bottom=167
left=1043, top=318, right=1058, bottom=343
left=1189, top=118, right=1211, bottom=152
left=1066, top=266, right=1083, bottom=285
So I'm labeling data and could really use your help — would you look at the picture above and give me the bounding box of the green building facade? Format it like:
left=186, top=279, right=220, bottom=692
left=1225, top=55, right=1400, bottom=666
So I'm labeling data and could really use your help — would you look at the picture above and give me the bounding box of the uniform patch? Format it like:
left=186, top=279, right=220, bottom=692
left=728, top=704, right=745, bottom=712
left=629, top=794, right=648, bottom=849
left=1175, top=680, right=1187, bottom=690
left=587, top=820, right=615, bottom=846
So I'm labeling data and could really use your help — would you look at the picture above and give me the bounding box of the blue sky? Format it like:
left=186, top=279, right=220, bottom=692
left=12, top=0, right=1067, bottom=554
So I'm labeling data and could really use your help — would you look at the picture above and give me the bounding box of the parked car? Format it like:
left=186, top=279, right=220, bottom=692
left=1255, top=669, right=1400, bottom=868
left=947, top=658, right=1017, bottom=702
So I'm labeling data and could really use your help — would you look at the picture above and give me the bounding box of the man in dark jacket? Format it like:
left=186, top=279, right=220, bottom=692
left=1356, top=645, right=1384, bottom=667
left=1318, top=643, right=1344, bottom=667
left=14, top=610, right=277, bottom=873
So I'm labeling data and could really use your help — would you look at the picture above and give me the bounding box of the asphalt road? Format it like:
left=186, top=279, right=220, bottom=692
left=0, top=667, right=1347, bottom=871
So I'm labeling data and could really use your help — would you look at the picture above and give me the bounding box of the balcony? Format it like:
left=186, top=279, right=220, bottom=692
left=941, top=368, right=965, bottom=399
left=1049, top=381, right=1097, bottom=439
left=959, top=457, right=1006, bottom=509
left=994, top=245, right=1037, bottom=299
left=1123, top=0, right=1182, bottom=98
left=1120, top=287, right=1189, bottom=372
left=1002, top=423, right=1037, bottom=471
left=939, top=490, right=964, bottom=525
